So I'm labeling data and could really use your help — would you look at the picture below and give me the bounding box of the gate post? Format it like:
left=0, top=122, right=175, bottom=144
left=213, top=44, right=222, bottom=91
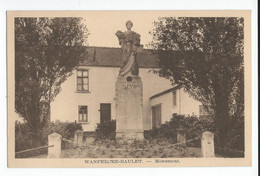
left=201, top=131, right=215, bottom=157
left=48, top=132, right=61, bottom=158
left=177, top=128, right=186, bottom=147
left=74, top=130, right=83, bottom=147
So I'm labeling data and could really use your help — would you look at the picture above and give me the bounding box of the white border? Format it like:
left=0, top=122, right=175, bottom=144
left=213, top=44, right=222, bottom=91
left=0, top=0, right=258, bottom=176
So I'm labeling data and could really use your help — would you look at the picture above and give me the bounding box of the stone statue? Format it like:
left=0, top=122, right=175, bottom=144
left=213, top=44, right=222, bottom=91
left=116, top=20, right=143, bottom=77
left=115, top=21, right=144, bottom=141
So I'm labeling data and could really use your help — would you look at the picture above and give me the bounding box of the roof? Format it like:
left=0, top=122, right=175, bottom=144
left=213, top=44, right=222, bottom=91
left=150, top=85, right=181, bottom=100
left=79, top=46, right=160, bottom=68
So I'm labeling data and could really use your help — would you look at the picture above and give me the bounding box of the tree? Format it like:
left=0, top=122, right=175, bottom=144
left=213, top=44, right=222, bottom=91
left=150, top=17, right=244, bottom=150
left=15, top=18, right=89, bottom=133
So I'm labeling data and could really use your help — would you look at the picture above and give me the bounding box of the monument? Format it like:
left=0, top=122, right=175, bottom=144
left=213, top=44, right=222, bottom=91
left=115, top=20, right=144, bottom=140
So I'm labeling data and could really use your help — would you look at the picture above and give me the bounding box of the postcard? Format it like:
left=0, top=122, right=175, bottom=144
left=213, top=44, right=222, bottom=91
left=7, top=10, right=251, bottom=167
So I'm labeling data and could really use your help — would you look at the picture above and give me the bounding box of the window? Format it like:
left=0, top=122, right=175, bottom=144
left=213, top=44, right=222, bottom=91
left=173, top=91, right=177, bottom=106
left=78, top=106, right=88, bottom=122
left=77, top=70, right=89, bottom=91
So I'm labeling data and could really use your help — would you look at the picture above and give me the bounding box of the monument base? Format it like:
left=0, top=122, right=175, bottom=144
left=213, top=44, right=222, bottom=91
left=115, top=75, right=144, bottom=141
left=116, top=129, right=144, bottom=141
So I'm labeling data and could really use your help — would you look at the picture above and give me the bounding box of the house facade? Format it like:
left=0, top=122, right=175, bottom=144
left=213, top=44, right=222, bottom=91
left=150, top=86, right=202, bottom=128
left=50, top=46, right=203, bottom=131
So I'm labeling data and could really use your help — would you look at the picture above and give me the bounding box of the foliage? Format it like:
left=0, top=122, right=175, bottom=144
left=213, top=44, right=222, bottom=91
left=41, top=120, right=82, bottom=140
left=64, top=121, right=83, bottom=139
left=95, top=120, right=116, bottom=140
left=144, top=114, right=215, bottom=146
left=15, top=17, right=89, bottom=132
left=15, top=121, right=82, bottom=157
left=15, top=121, right=43, bottom=153
left=228, top=119, right=244, bottom=151
left=150, top=17, right=244, bottom=149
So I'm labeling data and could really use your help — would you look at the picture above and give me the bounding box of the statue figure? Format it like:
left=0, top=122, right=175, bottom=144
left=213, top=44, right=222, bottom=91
left=116, top=20, right=143, bottom=76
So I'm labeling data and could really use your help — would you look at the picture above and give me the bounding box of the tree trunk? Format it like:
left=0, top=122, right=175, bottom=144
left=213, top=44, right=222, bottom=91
left=214, top=92, right=230, bottom=153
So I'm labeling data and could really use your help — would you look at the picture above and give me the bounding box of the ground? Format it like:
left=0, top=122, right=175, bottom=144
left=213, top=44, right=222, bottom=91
left=32, top=138, right=212, bottom=158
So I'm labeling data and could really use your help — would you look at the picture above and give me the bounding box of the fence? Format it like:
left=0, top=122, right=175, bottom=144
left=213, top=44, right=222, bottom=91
left=15, top=130, right=244, bottom=158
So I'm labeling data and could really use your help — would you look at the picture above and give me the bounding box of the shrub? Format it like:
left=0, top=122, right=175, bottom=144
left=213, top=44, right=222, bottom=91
left=65, top=121, right=83, bottom=138
left=15, top=121, right=44, bottom=153
left=144, top=114, right=215, bottom=147
left=95, top=120, right=116, bottom=140
left=42, top=120, right=83, bottom=140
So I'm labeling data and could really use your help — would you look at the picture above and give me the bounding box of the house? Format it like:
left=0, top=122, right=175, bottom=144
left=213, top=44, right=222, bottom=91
left=150, top=86, right=203, bottom=128
left=50, top=46, right=204, bottom=131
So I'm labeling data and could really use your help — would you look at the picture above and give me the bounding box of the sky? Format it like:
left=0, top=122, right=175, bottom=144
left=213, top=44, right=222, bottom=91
left=82, top=11, right=159, bottom=48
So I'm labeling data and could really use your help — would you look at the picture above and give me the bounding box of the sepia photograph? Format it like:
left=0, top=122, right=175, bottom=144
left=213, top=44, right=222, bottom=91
left=7, top=10, right=252, bottom=168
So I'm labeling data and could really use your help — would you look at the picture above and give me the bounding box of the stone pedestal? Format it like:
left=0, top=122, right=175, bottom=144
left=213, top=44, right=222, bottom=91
left=115, top=75, right=144, bottom=140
